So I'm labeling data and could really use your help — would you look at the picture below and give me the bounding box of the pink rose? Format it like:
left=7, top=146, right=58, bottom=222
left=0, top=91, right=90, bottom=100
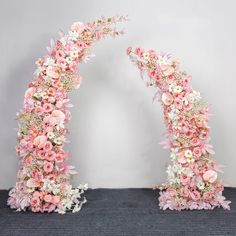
left=190, top=190, right=201, bottom=201
left=55, top=50, right=66, bottom=60
left=33, top=135, right=47, bottom=149
left=43, top=103, right=54, bottom=113
left=43, top=141, right=53, bottom=151
left=193, top=147, right=202, bottom=158
left=44, top=194, right=53, bottom=203
left=31, top=197, right=40, bottom=207
left=38, top=150, right=46, bottom=159
left=46, top=151, right=55, bottom=162
left=174, top=98, right=183, bottom=109
left=190, top=138, right=200, bottom=146
left=180, top=173, right=190, bottom=185
left=55, top=154, right=64, bottom=163
left=46, top=174, right=56, bottom=182
left=162, top=92, right=174, bottom=106
left=35, top=106, right=44, bottom=115
left=203, top=191, right=213, bottom=201
left=69, top=62, right=78, bottom=72
left=203, top=170, right=217, bottom=183
left=43, top=161, right=54, bottom=173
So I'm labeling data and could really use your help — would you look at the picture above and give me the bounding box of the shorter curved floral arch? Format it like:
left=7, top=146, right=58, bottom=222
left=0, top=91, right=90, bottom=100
left=8, top=16, right=127, bottom=214
left=127, top=47, right=231, bottom=210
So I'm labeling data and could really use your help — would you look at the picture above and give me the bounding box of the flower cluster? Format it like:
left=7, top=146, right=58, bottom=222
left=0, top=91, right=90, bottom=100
left=127, top=47, right=231, bottom=210
left=8, top=16, right=127, bottom=214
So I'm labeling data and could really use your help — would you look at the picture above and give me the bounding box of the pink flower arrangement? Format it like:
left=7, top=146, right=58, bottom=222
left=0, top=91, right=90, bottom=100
left=8, top=16, right=127, bottom=214
left=127, top=47, right=231, bottom=210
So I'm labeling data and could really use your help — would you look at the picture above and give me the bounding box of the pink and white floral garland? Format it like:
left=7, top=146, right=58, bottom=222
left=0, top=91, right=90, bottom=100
left=127, top=47, right=231, bottom=210
left=8, top=16, right=127, bottom=214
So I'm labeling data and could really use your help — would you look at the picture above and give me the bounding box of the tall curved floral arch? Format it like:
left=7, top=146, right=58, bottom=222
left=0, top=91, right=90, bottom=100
left=8, top=16, right=127, bottom=214
left=127, top=47, right=231, bottom=210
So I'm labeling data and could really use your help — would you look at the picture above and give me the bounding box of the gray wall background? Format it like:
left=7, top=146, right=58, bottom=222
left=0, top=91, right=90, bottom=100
left=0, top=0, right=236, bottom=189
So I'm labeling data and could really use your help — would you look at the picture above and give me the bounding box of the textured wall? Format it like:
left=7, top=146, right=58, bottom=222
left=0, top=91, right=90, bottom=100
left=0, top=0, right=235, bottom=189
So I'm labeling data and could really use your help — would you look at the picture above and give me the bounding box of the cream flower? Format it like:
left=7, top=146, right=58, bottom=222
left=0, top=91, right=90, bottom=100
left=173, top=85, right=182, bottom=93
left=184, top=149, right=193, bottom=158
left=47, top=131, right=55, bottom=139
left=197, top=182, right=205, bottom=190
left=54, top=137, right=63, bottom=145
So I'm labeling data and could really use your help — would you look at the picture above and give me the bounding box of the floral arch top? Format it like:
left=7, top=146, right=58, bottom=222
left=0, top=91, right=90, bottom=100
left=8, top=16, right=127, bottom=214
left=127, top=47, right=231, bottom=210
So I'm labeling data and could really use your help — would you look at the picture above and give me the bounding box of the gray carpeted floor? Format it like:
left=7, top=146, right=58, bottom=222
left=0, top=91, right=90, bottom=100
left=0, top=188, right=235, bottom=236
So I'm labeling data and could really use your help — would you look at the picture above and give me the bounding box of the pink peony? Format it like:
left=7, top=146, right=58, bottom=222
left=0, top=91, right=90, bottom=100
left=46, top=66, right=60, bottom=78
left=51, top=110, right=65, bottom=123
left=162, top=92, right=174, bottom=106
left=70, top=21, right=85, bottom=33
left=52, top=195, right=61, bottom=204
left=203, top=170, right=217, bottom=183
left=33, top=135, right=47, bottom=149
left=24, top=87, right=36, bottom=99
left=161, top=65, right=175, bottom=76
left=26, top=178, right=41, bottom=188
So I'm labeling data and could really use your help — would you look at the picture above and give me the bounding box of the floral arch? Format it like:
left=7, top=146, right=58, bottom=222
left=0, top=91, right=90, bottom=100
left=7, top=16, right=231, bottom=214
left=8, top=16, right=127, bottom=214
left=127, top=47, right=231, bottom=210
